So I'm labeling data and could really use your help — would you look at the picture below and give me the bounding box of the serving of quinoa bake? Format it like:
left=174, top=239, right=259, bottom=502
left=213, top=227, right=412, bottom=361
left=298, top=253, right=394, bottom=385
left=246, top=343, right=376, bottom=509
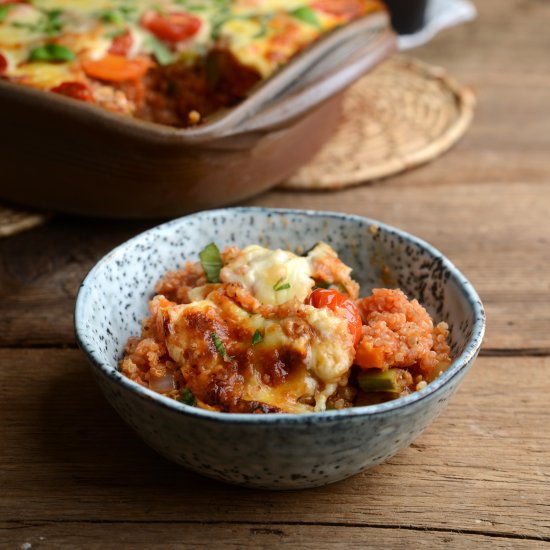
left=121, top=241, right=451, bottom=413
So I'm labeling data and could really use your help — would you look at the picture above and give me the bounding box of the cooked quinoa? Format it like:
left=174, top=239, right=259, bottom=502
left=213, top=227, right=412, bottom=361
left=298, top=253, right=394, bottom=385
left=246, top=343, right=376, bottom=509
left=121, top=242, right=451, bottom=413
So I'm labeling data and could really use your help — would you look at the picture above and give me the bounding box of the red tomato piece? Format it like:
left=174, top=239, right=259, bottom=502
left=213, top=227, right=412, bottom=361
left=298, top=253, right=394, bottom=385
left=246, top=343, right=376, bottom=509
left=109, top=29, right=133, bottom=56
left=140, top=10, right=201, bottom=43
left=50, top=81, right=94, bottom=102
left=311, top=0, right=365, bottom=18
left=307, top=288, right=363, bottom=347
left=0, top=53, right=7, bottom=74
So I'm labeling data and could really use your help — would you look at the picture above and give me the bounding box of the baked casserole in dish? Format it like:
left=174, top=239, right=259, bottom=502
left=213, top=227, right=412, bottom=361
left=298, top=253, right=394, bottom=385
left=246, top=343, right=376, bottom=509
left=0, top=0, right=395, bottom=217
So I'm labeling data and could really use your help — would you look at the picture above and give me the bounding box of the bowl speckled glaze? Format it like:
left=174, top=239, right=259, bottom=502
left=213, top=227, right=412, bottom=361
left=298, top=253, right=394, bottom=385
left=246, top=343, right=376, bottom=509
left=75, top=208, right=485, bottom=489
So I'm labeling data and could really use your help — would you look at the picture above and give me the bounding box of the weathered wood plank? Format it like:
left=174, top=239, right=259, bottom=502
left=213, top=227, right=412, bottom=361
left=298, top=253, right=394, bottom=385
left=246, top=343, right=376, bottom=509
left=1, top=522, right=547, bottom=549
left=414, top=0, right=550, bottom=78
left=1, top=349, right=548, bottom=538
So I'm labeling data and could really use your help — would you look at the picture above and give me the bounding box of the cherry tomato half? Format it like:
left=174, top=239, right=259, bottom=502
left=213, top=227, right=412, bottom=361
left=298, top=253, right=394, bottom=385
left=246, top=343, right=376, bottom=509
left=50, top=81, right=93, bottom=102
left=311, top=0, right=365, bottom=18
left=109, top=29, right=133, bottom=56
left=141, top=11, right=202, bottom=43
left=307, top=288, right=363, bottom=347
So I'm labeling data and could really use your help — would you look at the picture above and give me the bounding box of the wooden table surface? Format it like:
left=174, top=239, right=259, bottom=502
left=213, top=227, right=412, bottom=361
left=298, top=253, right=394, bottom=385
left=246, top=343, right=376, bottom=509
left=2, top=1, right=549, bottom=547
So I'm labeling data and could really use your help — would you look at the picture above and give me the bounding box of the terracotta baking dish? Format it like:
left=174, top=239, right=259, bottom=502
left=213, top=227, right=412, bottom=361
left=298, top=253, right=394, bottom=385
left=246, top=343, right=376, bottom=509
left=0, top=12, right=395, bottom=219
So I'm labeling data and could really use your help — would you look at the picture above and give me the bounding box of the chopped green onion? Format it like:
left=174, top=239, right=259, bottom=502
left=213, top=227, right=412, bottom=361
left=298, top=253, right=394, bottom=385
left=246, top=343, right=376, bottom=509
left=273, top=278, right=291, bottom=291
left=251, top=329, right=263, bottom=346
left=289, top=6, right=320, bottom=28
left=357, top=369, right=411, bottom=394
left=145, top=34, right=175, bottom=66
left=178, top=387, right=196, bottom=406
left=211, top=332, right=232, bottom=360
left=199, top=242, right=223, bottom=283
left=29, top=43, right=75, bottom=63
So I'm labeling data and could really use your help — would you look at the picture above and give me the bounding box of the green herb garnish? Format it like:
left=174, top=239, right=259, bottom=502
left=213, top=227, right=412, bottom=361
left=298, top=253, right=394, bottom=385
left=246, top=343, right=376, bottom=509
left=251, top=329, right=263, bottom=346
left=29, top=43, right=75, bottom=63
left=44, top=9, right=64, bottom=36
left=145, top=34, right=175, bottom=66
left=211, top=332, right=232, bottom=360
left=178, top=387, right=197, bottom=406
left=289, top=6, right=320, bottom=28
left=97, top=9, right=125, bottom=24
left=273, top=278, right=291, bottom=291
left=199, top=242, right=223, bottom=283
left=0, top=5, right=13, bottom=24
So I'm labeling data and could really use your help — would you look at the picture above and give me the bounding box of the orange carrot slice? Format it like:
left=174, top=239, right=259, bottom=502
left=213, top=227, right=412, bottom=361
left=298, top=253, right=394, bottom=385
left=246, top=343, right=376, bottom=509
left=82, top=54, right=150, bottom=82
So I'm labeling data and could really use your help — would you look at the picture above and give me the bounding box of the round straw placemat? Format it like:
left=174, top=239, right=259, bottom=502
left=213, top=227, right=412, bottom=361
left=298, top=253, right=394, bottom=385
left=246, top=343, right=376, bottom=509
left=281, top=55, right=476, bottom=190
left=0, top=204, right=49, bottom=238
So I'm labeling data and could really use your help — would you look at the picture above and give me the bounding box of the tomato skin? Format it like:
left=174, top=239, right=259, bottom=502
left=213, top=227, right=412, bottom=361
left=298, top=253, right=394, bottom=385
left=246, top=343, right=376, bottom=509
left=311, top=0, right=365, bottom=18
left=0, top=53, right=7, bottom=74
left=109, top=29, right=133, bottom=56
left=51, top=81, right=93, bottom=102
left=140, top=11, right=201, bottom=43
left=82, top=54, right=150, bottom=82
left=307, top=288, right=363, bottom=347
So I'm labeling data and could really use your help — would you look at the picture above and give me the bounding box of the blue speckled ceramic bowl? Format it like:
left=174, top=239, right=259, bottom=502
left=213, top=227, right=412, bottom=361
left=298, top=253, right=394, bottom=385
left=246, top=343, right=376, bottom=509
left=75, top=208, right=485, bottom=489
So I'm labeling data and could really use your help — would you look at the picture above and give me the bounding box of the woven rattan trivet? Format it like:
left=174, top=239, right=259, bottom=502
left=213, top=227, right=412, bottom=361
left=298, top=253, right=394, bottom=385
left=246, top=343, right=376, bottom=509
left=281, top=55, right=476, bottom=190
left=0, top=204, right=49, bottom=238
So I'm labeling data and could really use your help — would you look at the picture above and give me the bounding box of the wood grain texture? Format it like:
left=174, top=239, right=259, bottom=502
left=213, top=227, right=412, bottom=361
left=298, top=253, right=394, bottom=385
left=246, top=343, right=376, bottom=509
left=1, top=0, right=550, bottom=546
left=1, top=522, right=547, bottom=549
left=1, top=349, right=548, bottom=542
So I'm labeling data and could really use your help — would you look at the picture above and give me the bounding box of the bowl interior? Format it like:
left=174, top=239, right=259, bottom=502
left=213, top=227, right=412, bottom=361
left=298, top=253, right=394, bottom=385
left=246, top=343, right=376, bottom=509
left=76, top=208, right=484, bottom=413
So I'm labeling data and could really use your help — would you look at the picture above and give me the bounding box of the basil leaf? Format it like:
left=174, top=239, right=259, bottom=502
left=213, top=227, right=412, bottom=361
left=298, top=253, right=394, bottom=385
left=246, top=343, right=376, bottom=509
left=0, top=5, right=12, bottom=24
left=98, top=9, right=125, bottom=24
left=29, top=44, right=75, bottom=63
left=290, top=6, right=320, bottom=28
left=251, top=329, right=263, bottom=346
left=199, top=242, right=222, bottom=283
left=178, top=387, right=197, bottom=406
left=273, top=278, right=291, bottom=291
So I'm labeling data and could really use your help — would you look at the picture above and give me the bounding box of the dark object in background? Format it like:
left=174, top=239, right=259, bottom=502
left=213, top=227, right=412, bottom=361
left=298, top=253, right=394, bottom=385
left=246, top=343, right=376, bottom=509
left=385, top=0, right=428, bottom=34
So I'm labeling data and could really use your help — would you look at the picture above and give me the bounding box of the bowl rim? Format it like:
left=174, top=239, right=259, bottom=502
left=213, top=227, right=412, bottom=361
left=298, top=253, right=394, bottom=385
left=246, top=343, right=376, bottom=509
left=75, top=207, right=486, bottom=424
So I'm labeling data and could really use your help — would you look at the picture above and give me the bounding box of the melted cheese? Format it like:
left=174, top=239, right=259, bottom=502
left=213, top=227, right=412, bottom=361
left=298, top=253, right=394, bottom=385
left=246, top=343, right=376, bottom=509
left=1, top=0, right=382, bottom=97
left=158, top=287, right=354, bottom=413
left=220, top=245, right=314, bottom=305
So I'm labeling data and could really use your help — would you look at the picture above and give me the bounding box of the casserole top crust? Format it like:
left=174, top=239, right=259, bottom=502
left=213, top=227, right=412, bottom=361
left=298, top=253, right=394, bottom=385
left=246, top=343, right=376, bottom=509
left=0, top=0, right=385, bottom=127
